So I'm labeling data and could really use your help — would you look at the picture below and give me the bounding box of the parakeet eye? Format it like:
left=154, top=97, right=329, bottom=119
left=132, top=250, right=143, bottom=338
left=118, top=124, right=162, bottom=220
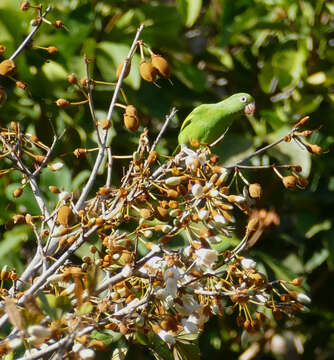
left=240, top=96, right=247, bottom=103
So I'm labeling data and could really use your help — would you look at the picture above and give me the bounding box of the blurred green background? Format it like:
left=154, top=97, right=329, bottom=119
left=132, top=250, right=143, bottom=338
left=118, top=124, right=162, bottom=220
left=0, top=0, right=334, bottom=359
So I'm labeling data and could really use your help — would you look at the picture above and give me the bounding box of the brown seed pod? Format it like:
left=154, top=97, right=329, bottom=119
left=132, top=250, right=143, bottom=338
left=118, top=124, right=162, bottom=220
left=116, top=60, right=131, bottom=79
left=47, top=46, right=58, bottom=54
left=20, top=1, right=30, bottom=11
left=124, top=114, right=139, bottom=132
left=0, top=45, right=6, bottom=56
left=13, top=187, right=23, bottom=198
left=73, top=148, right=88, bottom=158
left=98, top=186, right=111, bottom=195
left=151, top=54, right=170, bottom=78
left=16, top=81, right=27, bottom=90
left=139, top=60, right=157, bottom=82
left=249, top=183, right=262, bottom=199
left=100, top=118, right=111, bottom=130
left=0, top=86, right=6, bottom=105
left=56, top=205, right=74, bottom=227
left=282, top=175, right=297, bottom=189
left=307, top=144, right=322, bottom=155
left=67, top=73, right=77, bottom=84
left=49, top=185, right=60, bottom=194
left=139, top=208, right=152, bottom=219
left=0, top=59, right=17, bottom=77
left=54, top=20, right=64, bottom=28
left=124, top=105, right=137, bottom=116
left=56, top=98, right=70, bottom=107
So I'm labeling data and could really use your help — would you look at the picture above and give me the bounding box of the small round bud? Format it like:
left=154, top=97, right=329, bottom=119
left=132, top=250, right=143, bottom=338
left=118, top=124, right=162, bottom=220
left=248, top=183, right=262, bottom=199
left=73, top=148, right=87, bottom=158
left=47, top=46, right=58, bottom=54
left=282, top=175, right=297, bottom=189
left=53, top=20, right=64, bottom=28
left=20, top=1, right=30, bottom=11
left=100, top=118, right=111, bottom=130
left=16, top=81, right=27, bottom=90
left=49, top=185, right=60, bottom=194
left=67, top=73, right=77, bottom=84
left=0, top=45, right=6, bottom=55
left=13, top=187, right=23, bottom=198
left=56, top=98, right=70, bottom=107
left=0, top=59, right=17, bottom=77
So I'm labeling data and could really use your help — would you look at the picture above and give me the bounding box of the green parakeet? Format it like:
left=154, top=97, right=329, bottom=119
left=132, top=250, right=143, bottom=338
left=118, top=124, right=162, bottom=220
left=177, top=93, right=255, bottom=149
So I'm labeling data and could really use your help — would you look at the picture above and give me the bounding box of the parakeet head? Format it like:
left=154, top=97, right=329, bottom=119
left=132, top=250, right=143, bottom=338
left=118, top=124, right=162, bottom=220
left=225, top=93, right=255, bottom=115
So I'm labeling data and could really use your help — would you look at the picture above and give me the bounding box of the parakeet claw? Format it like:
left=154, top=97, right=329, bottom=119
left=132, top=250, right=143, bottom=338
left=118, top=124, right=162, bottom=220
left=244, top=102, right=255, bottom=115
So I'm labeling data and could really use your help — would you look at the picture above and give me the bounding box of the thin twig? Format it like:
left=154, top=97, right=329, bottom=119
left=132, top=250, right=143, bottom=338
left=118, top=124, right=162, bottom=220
left=75, top=24, right=145, bottom=211
left=209, top=125, right=230, bottom=148
left=84, top=54, right=102, bottom=147
left=106, top=147, right=113, bottom=187
left=150, top=107, right=177, bottom=152
left=10, top=5, right=53, bottom=61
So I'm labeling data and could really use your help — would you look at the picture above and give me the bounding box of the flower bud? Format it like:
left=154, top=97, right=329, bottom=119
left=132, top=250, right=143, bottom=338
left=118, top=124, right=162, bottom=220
left=0, top=45, right=6, bottom=55
left=248, top=183, right=262, bottom=199
left=47, top=46, right=58, bottom=54
left=307, top=144, right=322, bottom=154
left=20, top=1, right=30, bottom=11
left=13, top=187, right=23, bottom=198
left=56, top=98, right=70, bottom=107
left=165, top=176, right=182, bottom=186
left=282, top=175, right=297, bottom=189
left=100, top=118, right=111, bottom=130
left=0, top=59, right=17, bottom=77
left=67, top=73, right=77, bottom=84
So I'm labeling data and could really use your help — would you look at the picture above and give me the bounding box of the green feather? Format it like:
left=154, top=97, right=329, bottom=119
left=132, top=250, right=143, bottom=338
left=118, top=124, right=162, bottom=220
left=177, top=93, right=255, bottom=148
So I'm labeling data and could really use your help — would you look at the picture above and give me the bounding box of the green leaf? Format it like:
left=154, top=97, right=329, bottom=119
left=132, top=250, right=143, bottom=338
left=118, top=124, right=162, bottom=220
left=177, top=0, right=202, bottom=27
left=97, top=42, right=141, bottom=89
left=305, top=248, right=329, bottom=273
left=71, top=170, right=91, bottom=191
left=0, top=225, right=30, bottom=260
left=306, top=219, right=332, bottom=239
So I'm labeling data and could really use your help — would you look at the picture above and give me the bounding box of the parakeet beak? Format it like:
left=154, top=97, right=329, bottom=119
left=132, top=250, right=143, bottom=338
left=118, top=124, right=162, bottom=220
left=244, top=102, right=255, bottom=115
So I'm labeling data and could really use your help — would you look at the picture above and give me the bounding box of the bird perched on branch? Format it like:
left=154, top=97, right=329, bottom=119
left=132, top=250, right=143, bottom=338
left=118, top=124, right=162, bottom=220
left=176, top=93, right=255, bottom=151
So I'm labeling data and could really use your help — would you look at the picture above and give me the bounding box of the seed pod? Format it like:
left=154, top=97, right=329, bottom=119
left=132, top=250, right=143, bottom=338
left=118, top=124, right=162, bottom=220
left=13, top=187, right=23, bottom=198
left=73, top=148, right=87, bottom=158
left=116, top=60, right=131, bottom=79
left=307, top=144, right=322, bottom=154
left=124, top=114, right=139, bottom=132
left=16, top=81, right=27, bottom=90
left=290, top=277, right=302, bottom=286
left=249, top=183, right=262, bottom=199
left=56, top=98, right=70, bottom=107
left=47, top=46, right=58, bottom=54
left=124, top=105, right=137, bottom=116
left=282, top=175, right=297, bottom=189
left=0, top=86, right=6, bottom=105
left=67, top=73, right=77, bottom=84
left=139, top=208, right=152, bottom=220
left=57, top=205, right=74, bottom=227
left=0, top=59, right=17, bottom=77
left=139, top=60, right=157, bottom=82
left=0, top=45, right=6, bottom=55
left=53, top=20, right=64, bottom=28
left=151, top=54, right=170, bottom=78
left=100, top=118, right=111, bottom=130
left=156, top=206, right=169, bottom=221
left=20, top=1, right=30, bottom=11
left=98, top=186, right=111, bottom=195
left=49, top=185, right=60, bottom=194
left=13, top=214, right=25, bottom=224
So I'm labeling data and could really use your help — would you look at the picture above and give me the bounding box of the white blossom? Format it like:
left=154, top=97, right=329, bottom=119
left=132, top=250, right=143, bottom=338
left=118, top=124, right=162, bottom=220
left=182, top=314, right=199, bottom=333
left=158, top=330, right=176, bottom=344
left=195, top=248, right=218, bottom=268
left=191, top=183, right=203, bottom=198
left=241, top=258, right=257, bottom=269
